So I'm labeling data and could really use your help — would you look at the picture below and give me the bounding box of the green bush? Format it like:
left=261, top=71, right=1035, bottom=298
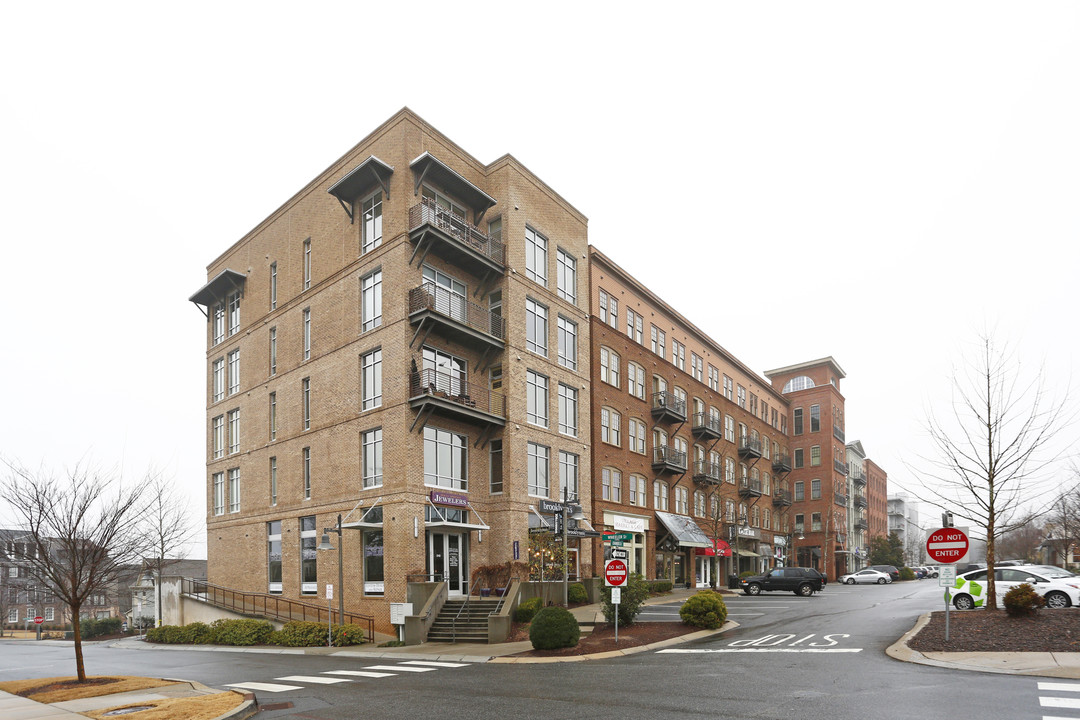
left=1004, top=583, right=1045, bottom=616
left=739, top=570, right=757, bottom=579
left=899, top=567, right=916, bottom=581
left=567, top=583, right=589, bottom=604
left=183, top=622, right=214, bottom=644
left=515, top=596, right=544, bottom=623
left=600, top=572, right=650, bottom=627
left=333, top=624, right=368, bottom=646
left=210, top=618, right=274, bottom=646
left=272, top=621, right=330, bottom=647
left=649, top=580, right=674, bottom=594
left=80, top=617, right=123, bottom=639
left=144, top=625, right=170, bottom=643
left=679, top=591, right=728, bottom=629
left=529, top=606, right=580, bottom=650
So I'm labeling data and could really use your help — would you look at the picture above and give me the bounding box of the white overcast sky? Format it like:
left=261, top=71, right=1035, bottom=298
left=2, top=2, right=1077, bottom=555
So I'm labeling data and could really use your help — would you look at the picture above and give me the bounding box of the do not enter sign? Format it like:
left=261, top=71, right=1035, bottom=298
left=604, top=559, right=628, bottom=587
left=926, top=527, right=969, bottom=563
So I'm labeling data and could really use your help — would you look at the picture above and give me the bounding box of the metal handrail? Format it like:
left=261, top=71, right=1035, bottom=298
left=410, top=367, right=507, bottom=418
left=452, top=575, right=488, bottom=643
left=180, top=577, right=374, bottom=642
left=409, top=198, right=506, bottom=266
left=408, top=282, right=506, bottom=340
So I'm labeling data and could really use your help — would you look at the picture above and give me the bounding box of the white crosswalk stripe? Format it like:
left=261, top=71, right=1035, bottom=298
left=400, top=661, right=470, bottom=667
left=1040, top=697, right=1080, bottom=710
left=1039, top=682, right=1080, bottom=693
left=324, top=670, right=396, bottom=678
left=361, top=664, right=437, bottom=672
left=226, top=681, right=303, bottom=693
left=276, top=675, right=352, bottom=684
left=227, top=661, right=469, bottom=694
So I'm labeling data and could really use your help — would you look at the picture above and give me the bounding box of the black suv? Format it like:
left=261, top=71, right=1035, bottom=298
left=869, top=564, right=900, bottom=581
left=740, top=567, right=826, bottom=596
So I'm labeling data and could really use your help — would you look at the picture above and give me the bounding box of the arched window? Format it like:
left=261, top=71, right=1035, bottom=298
left=782, top=375, right=815, bottom=393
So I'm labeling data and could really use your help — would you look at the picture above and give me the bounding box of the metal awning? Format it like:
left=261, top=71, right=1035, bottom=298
left=189, top=269, right=246, bottom=309
left=327, top=155, right=394, bottom=222
left=654, top=511, right=712, bottom=548
left=410, top=152, right=496, bottom=221
left=425, top=497, right=490, bottom=530
left=340, top=497, right=384, bottom=530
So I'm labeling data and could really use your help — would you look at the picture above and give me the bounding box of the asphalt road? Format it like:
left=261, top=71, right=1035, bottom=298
left=2, top=580, right=1075, bottom=720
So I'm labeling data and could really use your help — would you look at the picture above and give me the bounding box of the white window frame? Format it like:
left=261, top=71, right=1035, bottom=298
left=525, top=226, right=548, bottom=286
left=228, top=349, right=240, bottom=395
left=557, top=315, right=577, bottom=370
left=527, top=442, right=550, bottom=497
left=556, top=247, right=576, bottom=303
left=558, top=383, right=578, bottom=437
left=361, top=190, right=383, bottom=254
left=526, top=370, right=549, bottom=428
left=361, top=348, right=382, bottom=410
left=526, top=298, right=548, bottom=356
left=362, top=428, right=383, bottom=488
left=361, top=269, right=382, bottom=332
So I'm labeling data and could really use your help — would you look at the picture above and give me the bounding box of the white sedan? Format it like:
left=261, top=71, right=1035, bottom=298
left=839, top=569, right=893, bottom=585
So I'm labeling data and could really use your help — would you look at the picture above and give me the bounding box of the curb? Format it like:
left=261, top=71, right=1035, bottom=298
left=489, top=621, right=738, bottom=664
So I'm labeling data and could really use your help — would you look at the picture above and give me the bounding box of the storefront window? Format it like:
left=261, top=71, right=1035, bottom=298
left=364, top=530, right=384, bottom=595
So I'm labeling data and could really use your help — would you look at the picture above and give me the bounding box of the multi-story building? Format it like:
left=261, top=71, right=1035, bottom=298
left=765, top=358, right=852, bottom=578
left=864, top=457, right=889, bottom=550
left=189, top=109, right=593, bottom=635
left=844, top=441, right=889, bottom=569
left=588, top=249, right=794, bottom=587
left=887, top=494, right=924, bottom=564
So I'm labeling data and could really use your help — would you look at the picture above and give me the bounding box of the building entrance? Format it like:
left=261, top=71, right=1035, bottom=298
left=428, top=531, right=468, bottom=597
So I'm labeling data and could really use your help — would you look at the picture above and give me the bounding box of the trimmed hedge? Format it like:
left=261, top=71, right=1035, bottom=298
left=600, top=572, right=650, bottom=626
left=567, top=583, right=589, bottom=604
left=899, top=567, right=916, bottom=581
left=80, top=617, right=123, bottom=638
left=1004, top=583, right=1045, bottom=616
left=144, top=618, right=366, bottom=646
left=648, top=580, right=674, bottom=594
left=679, top=591, right=728, bottom=629
left=515, top=596, right=544, bottom=623
left=529, top=606, right=580, bottom=650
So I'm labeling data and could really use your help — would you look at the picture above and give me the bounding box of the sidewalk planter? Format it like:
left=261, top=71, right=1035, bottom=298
left=480, top=588, right=492, bottom=598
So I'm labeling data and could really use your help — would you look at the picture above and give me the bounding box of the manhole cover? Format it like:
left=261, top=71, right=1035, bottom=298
left=102, top=706, right=154, bottom=716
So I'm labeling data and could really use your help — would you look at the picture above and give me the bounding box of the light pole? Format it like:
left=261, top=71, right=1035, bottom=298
left=317, top=514, right=344, bottom=628
left=561, top=487, right=586, bottom=606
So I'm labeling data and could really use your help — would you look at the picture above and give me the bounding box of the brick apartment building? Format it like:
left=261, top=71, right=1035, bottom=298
left=190, top=109, right=888, bottom=635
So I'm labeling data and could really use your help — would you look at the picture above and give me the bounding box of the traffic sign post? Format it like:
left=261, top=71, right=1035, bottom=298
left=927, top=526, right=968, bottom=642
left=605, top=559, right=627, bottom=645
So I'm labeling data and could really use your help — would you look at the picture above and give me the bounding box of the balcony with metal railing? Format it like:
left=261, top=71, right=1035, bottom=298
left=772, top=489, right=792, bottom=507
left=738, top=437, right=763, bottom=459
left=692, top=460, right=721, bottom=484
left=652, top=445, right=688, bottom=474
left=408, top=283, right=506, bottom=354
left=409, top=367, right=506, bottom=426
left=651, top=391, right=687, bottom=424
left=833, top=425, right=845, bottom=443
left=834, top=459, right=849, bottom=476
left=738, top=478, right=763, bottom=498
left=772, top=453, right=792, bottom=473
left=854, top=494, right=868, bottom=508
left=851, top=470, right=867, bottom=486
left=834, top=492, right=848, bottom=507
left=691, top=412, right=722, bottom=440
left=409, top=198, right=506, bottom=276
left=854, top=518, right=869, bottom=530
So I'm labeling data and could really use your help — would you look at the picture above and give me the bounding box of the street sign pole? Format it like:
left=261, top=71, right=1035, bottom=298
left=927, top=527, right=968, bottom=643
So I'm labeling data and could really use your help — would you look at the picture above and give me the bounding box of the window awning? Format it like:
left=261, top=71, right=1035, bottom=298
left=735, top=549, right=761, bottom=557
left=425, top=497, right=490, bottom=530
left=327, top=155, right=394, bottom=222
left=654, top=511, right=712, bottom=548
left=410, top=152, right=496, bottom=221
left=189, top=269, right=246, bottom=309
left=340, top=497, right=384, bottom=530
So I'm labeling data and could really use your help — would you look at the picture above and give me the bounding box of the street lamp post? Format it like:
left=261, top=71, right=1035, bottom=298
left=317, top=514, right=345, bottom=628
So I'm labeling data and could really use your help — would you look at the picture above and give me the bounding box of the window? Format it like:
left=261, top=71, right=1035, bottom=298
left=228, top=291, right=241, bottom=336
left=269, top=457, right=277, bottom=505
left=602, top=467, right=622, bottom=502
left=812, top=512, right=822, bottom=532
left=653, top=480, right=669, bottom=511
left=560, top=451, right=579, bottom=500
left=629, top=474, right=646, bottom=506
left=302, top=447, right=311, bottom=498
left=672, top=340, right=685, bottom=370
left=737, top=385, right=746, bottom=408
left=303, top=239, right=312, bottom=290
left=526, top=298, right=548, bottom=356
left=363, top=528, right=384, bottom=595
left=269, top=262, right=277, bottom=309
left=526, top=370, right=549, bottom=427
left=7, top=608, right=16, bottom=623
left=810, top=404, right=821, bottom=432
left=694, top=491, right=705, bottom=517
left=793, top=481, right=804, bottom=502
left=44, top=607, right=54, bottom=622
left=424, top=427, right=468, bottom=490
left=212, top=358, right=225, bottom=402
left=628, top=418, right=646, bottom=454
left=361, top=349, right=382, bottom=410
left=556, top=248, right=576, bottom=303
left=605, top=292, right=617, bottom=329
left=811, top=479, right=821, bottom=499
left=228, top=349, right=240, bottom=395
left=302, top=378, right=311, bottom=431
left=749, top=393, right=758, bottom=416
left=627, top=362, right=645, bottom=399
left=708, top=365, right=720, bottom=391
left=691, top=354, right=703, bottom=382
left=725, top=415, right=735, bottom=443
left=557, top=316, right=577, bottom=370
left=794, top=407, right=804, bottom=435
left=361, top=191, right=382, bottom=254
left=228, top=468, right=240, bottom=513
left=227, top=409, right=240, bottom=454
left=651, top=325, right=666, bottom=357
left=212, top=472, right=224, bottom=515
left=362, top=428, right=383, bottom=488
left=723, top=375, right=733, bottom=401
left=489, top=439, right=503, bottom=494
left=811, top=445, right=821, bottom=467
left=269, top=327, right=277, bottom=376
left=783, top=375, right=816, bottom=393
left=599, top=347, right=620, bottom=387
left=598, top=289, right=610, bottom=324
left=626, top=309, right=643, bottom=343
left=269, top=392, right=276, bottom=441
left=361, top=270, right=382, bottom=332
left=212, top=302, right=225, bottom=346
left=268, top=521, right=282, bottom=593
left=300, top=516, right=317, bottom=593
left=601, top=407, right=621, bottom=446
left=558, top=384, right=578, bottom=437
left=525, top=226, right=548, bottom=285
left=675, top=486, right=688, bottom=514
left=751, top=506, right=759, bottom=527
left=212, top=415, right=224, bottom=460
left=726, top=499, right=736, bottom=522
left=302, top=308, right=311, bottom=360
left=794, top=448, right=804, bottom=468
left=528, top=442, right=549, bottom=497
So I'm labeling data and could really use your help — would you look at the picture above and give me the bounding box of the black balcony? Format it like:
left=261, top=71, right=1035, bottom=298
left=772, top=453, right=792, bottom=473
left=692, top=461, right=721, bottom=485
left=409, top=199, right=505, bottom=277
left=691, top=412, right=722, bottom=440
left=772, top=489, right=792, bottom=507
left=408, top=283, right=506, bottom=354
left=409, top=367, right=506, bottom=427
left=652, top=445, right=687, bottom=474
left=854, top=494, right=868, bottom=509
left=833, top=425, right=845, bottom=443
left=651, top=392, right=687, bottom=424
left=854, top=519, right=869, bottom=530
left=851, top=471, right=867, bottom=486
left=834, top=493, right=848, bottom=507
left=738, top=437, right=763, bottom=459
left=738, top=479, right=763, bottom=498
left=834, top=459, right=849, bottom=476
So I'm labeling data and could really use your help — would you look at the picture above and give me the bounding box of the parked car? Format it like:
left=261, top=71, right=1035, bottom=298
left=912, top=567, right=927, bottom=579
left=924, top=566, right=940, bottom=578
left=868, top=564, right=900, bottom=581
left=946, top=567, right=1080, bottom=609
left=839, top=568, right=893, bottom=585
left=740, top=567, right=826, bottom=596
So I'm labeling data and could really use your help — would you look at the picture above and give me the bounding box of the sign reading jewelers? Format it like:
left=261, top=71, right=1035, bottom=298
left=430, top=490, right=469, bottom=508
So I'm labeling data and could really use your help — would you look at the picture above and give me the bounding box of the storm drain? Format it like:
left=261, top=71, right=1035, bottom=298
left=102, top=707, right=155, bottom=716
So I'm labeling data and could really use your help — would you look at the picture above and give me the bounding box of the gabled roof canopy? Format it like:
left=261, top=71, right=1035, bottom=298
left=189, top=269, right=246, bottom=309
left=410, top=152, right=496, bottom=219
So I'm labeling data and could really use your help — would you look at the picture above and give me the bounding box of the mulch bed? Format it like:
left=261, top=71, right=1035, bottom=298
left=908, top=610, right=1080, bottom=653
left=512, top=622, right=701, bottom=657
left=14, top=677, right=119, bottom=697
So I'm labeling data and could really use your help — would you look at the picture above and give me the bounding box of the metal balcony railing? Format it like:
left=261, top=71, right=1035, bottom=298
left=835, top=493, right=848, bottom=506
left=739, top=479, right=763, bottom=497
left=691, top=412, right=722, bottom=437
left=854, top=494, right=868, bottom=508
left=651, top=391, right=687, bottom=421
left=652, top=445, right=687, bottom=471
left=692, top=461, right=721, bottom=483
left=772, top=453, right=792, bottom=472
left=851, top=471, right=867, bottom=485
left=409, top=198, right=506, bottom=267
left=834, top=459, right=849, bottom=476
left=833, top=425, right=845, bottom=443
left=408, top=282, right=506, bottom=341
left=738, top=437, right=762, bottom=458
left=410, top=367, right=507, bottom=419
left=772, top=489, right=792, bottom=506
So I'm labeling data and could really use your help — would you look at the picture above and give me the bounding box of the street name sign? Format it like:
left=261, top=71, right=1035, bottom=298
left=603, top=532, right=633, bottom=543
left=926, top=527, right=969, bottom=563
left=604, top=559, right=628, bottom=587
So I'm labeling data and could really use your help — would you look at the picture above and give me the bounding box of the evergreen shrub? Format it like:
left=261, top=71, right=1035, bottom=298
left=528, top=606, right=580, bottom=650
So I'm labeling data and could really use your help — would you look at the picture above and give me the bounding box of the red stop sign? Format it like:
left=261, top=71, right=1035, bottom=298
left=604, top=559, right=628, bottom=587
left=926, top=527, right=969, bottom=563
left=33, top=616, right=43, bottom=625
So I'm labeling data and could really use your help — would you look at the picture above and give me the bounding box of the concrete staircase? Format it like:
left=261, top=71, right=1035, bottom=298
left=427, top=598, right=501, bottom=643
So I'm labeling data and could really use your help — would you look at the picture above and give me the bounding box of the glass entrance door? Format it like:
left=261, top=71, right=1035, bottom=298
left=428, top=531, right=469, bottom=597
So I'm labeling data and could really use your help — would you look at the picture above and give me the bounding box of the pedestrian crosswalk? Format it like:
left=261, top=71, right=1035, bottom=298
left=1038, top=680, right=1080, bottom=719
left=226, top=660, right=470, bottom=694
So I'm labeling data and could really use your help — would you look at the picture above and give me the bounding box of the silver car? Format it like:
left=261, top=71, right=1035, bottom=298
left=839, top=568, right=892, bottom=585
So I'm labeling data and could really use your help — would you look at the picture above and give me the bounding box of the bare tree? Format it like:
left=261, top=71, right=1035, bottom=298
left=140, top=471, right=199, bottom=627
left=1, top=462, right=148, bottom=681
left=1046, top=468, right=1080, bottom=567
left=996, top=513, right=1046, bottom=562
left=911, top=333, right=1072, bottom=609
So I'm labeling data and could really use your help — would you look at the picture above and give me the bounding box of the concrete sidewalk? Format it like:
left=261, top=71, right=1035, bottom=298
left=0, top=680, right=255, bottom=720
